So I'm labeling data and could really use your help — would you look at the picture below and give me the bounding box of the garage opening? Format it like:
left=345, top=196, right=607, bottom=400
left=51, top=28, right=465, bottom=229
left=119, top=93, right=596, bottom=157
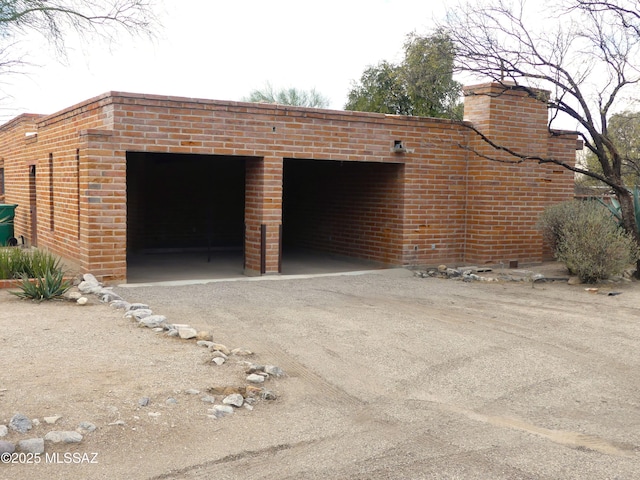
left=126, top=152, right=246, bottom=282
left=282, top=159, right=404, bottom=270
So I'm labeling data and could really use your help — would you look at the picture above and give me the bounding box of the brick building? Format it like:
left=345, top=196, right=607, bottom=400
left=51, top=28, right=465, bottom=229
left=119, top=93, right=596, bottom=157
left=0, top=82, right=577, bottom=282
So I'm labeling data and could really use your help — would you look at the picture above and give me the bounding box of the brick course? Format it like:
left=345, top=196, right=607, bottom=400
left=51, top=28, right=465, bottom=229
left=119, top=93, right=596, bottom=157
left=0, top=83, right=576, bottom=281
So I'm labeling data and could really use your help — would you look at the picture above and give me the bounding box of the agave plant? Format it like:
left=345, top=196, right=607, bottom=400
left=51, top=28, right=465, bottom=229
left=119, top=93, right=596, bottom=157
left=9, top=249, right=71, bottom=301
left=597, top=186, right=640, bottom=234
left=11, top=269, right=71, bottom=301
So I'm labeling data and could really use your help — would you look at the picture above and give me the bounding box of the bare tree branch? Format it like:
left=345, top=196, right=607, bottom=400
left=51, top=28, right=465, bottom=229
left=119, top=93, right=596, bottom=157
left=442, top=0, right=640, bottom=260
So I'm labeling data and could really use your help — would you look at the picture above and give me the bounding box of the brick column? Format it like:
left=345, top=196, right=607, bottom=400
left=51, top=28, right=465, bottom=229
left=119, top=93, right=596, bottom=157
left=463, top=83, right=575, bottom=265
left=78, top=129, right=127, bottom=282
left=244, top=156, right=283, bottom=275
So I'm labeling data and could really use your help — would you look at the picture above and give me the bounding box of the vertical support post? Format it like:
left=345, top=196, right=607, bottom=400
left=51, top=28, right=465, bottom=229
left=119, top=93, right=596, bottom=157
left=260, top=223, right=267, bottom=275
left=244, top=156, right=283, bottom=276
left=278, top=223, right=283, bottom=274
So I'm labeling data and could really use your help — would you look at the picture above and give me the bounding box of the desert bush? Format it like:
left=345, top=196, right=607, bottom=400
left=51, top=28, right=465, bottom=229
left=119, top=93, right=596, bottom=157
left=538, top=201, right=586, bottom=251
left=539, top=200, right=639, bottom=283
left=0, top=248, right=65, bottom=280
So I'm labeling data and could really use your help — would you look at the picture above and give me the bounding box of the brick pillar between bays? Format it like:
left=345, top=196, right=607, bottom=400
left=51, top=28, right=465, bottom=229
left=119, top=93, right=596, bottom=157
left=244, top=156, right=283, bottom=275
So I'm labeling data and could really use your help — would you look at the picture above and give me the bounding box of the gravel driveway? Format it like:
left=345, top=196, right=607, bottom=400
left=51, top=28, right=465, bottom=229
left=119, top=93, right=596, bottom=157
left=126, top=267, right=640, bottom=479
left=3, top=266, right=640, bottom=479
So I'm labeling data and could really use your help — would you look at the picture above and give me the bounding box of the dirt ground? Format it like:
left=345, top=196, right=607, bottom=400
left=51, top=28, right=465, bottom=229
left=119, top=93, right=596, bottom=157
left=1, top=263, right=640, bottom=479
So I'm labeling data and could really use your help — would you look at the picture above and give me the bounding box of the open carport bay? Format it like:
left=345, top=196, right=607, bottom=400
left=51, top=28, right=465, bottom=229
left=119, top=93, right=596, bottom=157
left=112, top=269, right=640, bottom=479
left=125, top=154, right=404, bottom=282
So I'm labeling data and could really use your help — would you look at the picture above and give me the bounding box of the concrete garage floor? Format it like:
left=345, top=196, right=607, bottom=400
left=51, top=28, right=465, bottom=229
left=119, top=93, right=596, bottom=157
left=124, top=248, right=386, bottom=285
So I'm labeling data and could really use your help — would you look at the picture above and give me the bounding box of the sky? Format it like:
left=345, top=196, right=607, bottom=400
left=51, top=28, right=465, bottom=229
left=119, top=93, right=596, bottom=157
left=0, top=0, right=456, bottom=121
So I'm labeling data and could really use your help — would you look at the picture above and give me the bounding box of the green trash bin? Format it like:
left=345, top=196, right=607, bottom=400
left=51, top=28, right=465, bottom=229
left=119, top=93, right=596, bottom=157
left=0, top=204, right=18, bottom=246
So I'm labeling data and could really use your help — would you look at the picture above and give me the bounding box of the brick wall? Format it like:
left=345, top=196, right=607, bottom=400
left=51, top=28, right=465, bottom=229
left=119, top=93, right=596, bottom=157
left=0, top=84, right=577, bottom=281
left=463, top=83, right=576, bottom=265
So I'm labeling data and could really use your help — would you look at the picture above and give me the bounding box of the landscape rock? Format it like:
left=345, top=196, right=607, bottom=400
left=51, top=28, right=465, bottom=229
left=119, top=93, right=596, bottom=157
left=197, top=340, right=215, bottom=348
left=148, top=412, right=161, bottom=418
left=0, top=440, right=15, bottom=454
left=209, top=405, right=234, bottom=418
left=166, top=329, right=179, bottom=337
left=126, top=303, right=150, bottom=311
left=264, top=365, right=285, bottom=378
left=211, top=351, right=228, bottom=360
left=247, top=374, right=265, bottom=384
left=166, top=397, right=178, bottom=405
left=78, top=279, right=103, bottom=294
left=124, top=308, right=153, bottom=320
left=196, top=331, right=213, bottom=341
left=18, top=438, right=44, bottom=454
left=201, top=395, right=216, bottom=404
left=185, top=389, right=200, bottom=395
left=44, top=431, right=83, bottom=444
left=77, top=297, right=88, bottom=305
left=245, top=364, right=265, bottom=374
left=110, top=300, right=131, bottom=310
left=0, top=425, right=7, bottom=437
left=232, top=348, right=253, bottom=356
left=83, top=273, right=99, bottom=284
left=178, top=327, right=198, bottom=339
left=9, top=413, right=32, bottom=433
left=212, top=357, right=225, bottom=366
left=138, top=397, right=150, bottom=407
left=209, top=343, right=231, bottom=355
left=43, top=415, right=62, bottom=425
left=223, top=394, right=244, bottom=407
left=99, top=291, right=123, bottom=303
left=78, top=275, right=100, bottom=291
left=66, top=291, right=82, bottom=301
left=77, top=422, right=97, bottom=434
left=138, top=315, right=167, bottom=328
left=261, top=390, right=277, bottom=401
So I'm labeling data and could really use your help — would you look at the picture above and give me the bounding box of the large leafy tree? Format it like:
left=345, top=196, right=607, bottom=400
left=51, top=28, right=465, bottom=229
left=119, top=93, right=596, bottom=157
left=578, top=111, right=640, bottom=189
left=442, top=0, right=640, bottom=272
left=243, top=83, right=330, bottom=108
left=345, top=29, right=463, bottom=119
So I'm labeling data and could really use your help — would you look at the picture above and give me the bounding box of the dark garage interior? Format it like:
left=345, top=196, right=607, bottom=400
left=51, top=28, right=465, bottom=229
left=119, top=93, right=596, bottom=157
left=283, top=159, right=405, bottom=266
left=124, top=154, right=402, bottom=283
left=126, top=152, right=246, bottom=281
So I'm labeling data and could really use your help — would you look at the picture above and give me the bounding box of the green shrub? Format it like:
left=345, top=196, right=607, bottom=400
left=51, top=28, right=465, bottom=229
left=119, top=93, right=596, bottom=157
left=538, top=201, right=586, bottom=252
left=0, top=248, right=65, bottom=280
left=539, top=200, right=639, bottom=283
left=0, top=248, right=33, bottom=279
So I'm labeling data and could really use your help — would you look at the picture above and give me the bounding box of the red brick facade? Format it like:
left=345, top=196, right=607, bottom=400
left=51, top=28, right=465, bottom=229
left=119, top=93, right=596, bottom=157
left=0, top=83, right=577, bottom=281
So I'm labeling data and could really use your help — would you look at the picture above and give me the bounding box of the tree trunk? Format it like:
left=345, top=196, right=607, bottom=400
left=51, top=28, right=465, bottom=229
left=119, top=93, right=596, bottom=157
left=615, top=189, right=640, bottom=278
